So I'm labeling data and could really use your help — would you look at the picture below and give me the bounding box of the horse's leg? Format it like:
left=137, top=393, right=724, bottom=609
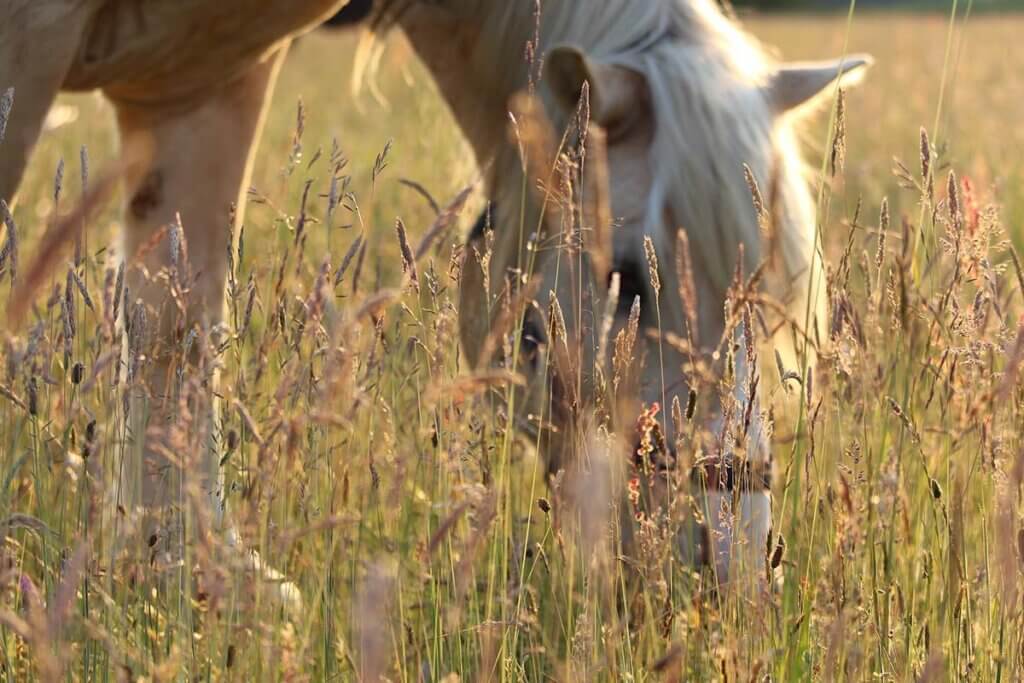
left=702, top=330, right=773, bottom=590
left=0, top=3, right=92, bottom=204
left=107, top=46, right=297, bottom=607
left=663, top=256, right=771, bottom=588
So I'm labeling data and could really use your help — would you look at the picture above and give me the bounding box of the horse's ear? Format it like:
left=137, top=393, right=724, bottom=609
left=768, top=54, right=873, bottom=114
left=545, top=45, right=646, bottom=127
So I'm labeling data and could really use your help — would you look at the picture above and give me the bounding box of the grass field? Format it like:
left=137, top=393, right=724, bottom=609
left=3, top=9, right=1023, bottom=681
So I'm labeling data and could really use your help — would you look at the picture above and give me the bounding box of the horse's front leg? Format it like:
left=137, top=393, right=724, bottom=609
left=701, top=334, right=774, bottom=591
left=107, top=47, right=292, bottom=589
left=0, top=2, right=93, bottom=204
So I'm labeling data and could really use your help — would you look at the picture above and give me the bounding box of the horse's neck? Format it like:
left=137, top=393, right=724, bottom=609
left=397, top=4, right=534, bottom=187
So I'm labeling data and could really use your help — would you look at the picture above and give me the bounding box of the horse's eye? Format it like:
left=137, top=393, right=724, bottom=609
left=468, top=202, right=495, bottom=243
left=612, top=263, right=645, bottom=319
left=520, top=317, right=546, bottom=368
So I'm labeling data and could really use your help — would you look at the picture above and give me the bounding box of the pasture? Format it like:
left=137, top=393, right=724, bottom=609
left=2, top=8, right=1023, bottom=680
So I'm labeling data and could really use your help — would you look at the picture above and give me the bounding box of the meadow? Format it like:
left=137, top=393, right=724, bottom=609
left=2, top=8, right=1023, bottom=681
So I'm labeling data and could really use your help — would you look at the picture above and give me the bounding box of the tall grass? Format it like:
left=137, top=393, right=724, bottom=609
left=0, top=14, right=1022, bottom=681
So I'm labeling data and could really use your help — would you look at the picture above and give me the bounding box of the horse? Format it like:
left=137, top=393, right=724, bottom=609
left=0, top=0, right=869, bottom=606
left=368, top=0, right=871, bottom=584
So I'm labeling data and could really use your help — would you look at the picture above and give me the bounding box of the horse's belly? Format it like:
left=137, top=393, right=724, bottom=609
left=64, top=0, right=346, bottom=101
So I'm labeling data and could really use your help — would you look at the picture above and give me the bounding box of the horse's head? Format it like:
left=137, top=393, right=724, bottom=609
left=462, top=34, right=870, bottom=565
left=454, top=1, right=871, bottom=577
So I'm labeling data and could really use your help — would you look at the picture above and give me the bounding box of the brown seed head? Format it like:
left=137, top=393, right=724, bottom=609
left=0, top=87, right=12, bottom=143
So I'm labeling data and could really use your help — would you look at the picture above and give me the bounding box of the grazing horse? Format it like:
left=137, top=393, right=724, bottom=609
left=1, top=0, right=355, bottom=609
left=369, top=0, right=870, bottom=584
left=1, top=0, right=869, bottom=605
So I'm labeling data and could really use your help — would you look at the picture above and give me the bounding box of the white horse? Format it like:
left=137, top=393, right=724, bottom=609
left=1, top=0, right=869, bottom=604
left=374, top=0, right=870, bottom=583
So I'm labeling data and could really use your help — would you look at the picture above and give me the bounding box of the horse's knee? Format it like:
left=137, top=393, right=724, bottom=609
left=128, top=169, right=164, bottom=221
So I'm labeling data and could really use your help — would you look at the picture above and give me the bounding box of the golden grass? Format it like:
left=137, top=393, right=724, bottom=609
left=1, top=11, right=1022, bottom=680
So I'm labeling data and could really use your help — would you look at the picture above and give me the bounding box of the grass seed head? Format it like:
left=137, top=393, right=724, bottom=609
left=830, top=89, right=847, bottom=177
left=0, top=87, right=12, bottom=143
left=877, top=197, right=889, bottom=269
left=54, top=158, right=65, bottom=205
left=0, top=200, right=17, bottom=282
left=675, top=229, right=699, bottom=344
left=395, top=218, right=419, bottom=294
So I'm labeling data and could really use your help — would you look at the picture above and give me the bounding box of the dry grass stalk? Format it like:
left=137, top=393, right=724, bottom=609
left=476, top=276, right=541, bottom=368
left=598, top=271, right=621, bottom=362
left=581, top=124, right=612, bottom=286
left=233, top=399, right=266, bottom=448
left=612, top=295, right=642, bottom=396
left=68, top=266, right=94, bottom=312
left=829, top=89, right=846, bottom=177
left=334, top=233, right=364, bottom=286
left=876, top=197, right=889, bottom=269
left=0, top=383, right=27, bottom=411
left=0, top=199, right=17, bottom=282
left=920, top=127, right=934, bottom=201
left=508, top=91, right=568, bottom=236
left=7, top=163, right=121, bottom=328
left=643, top=236, right=661, bottom=296
left=53, top=158, right=65, bottom=205
left=885, top=395, right=920, bottom=444
left=743, top=163, right=767, bottom=229
left=397, top=177, right=441, bottom=215
left=414, top=183, right=473, bottom=262
left=0, top=87, right=12, bottom=143
left=673, top=228, right=700, bottom=348
left=111, top=260, right=125, bottom=327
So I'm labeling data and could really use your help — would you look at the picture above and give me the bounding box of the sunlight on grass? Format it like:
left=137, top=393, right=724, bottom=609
left=1, top=11, right=1022, bottom=680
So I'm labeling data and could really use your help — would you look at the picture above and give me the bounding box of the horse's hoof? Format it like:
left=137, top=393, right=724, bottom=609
left=225, top=527, right=303, bottom=619
left=251, top=551, right=304, bottom=620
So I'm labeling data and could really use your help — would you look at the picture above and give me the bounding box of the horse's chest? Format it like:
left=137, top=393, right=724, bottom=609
left=64, top=0, right=343, bottom=101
